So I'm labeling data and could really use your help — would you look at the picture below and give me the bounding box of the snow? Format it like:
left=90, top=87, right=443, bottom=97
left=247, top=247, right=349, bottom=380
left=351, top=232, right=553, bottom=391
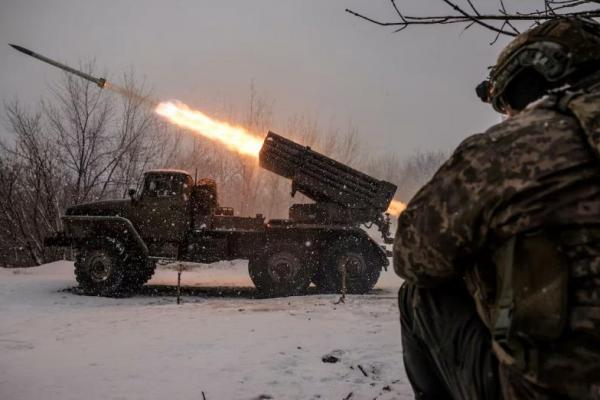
left=0, top=260, right=412, bottom=400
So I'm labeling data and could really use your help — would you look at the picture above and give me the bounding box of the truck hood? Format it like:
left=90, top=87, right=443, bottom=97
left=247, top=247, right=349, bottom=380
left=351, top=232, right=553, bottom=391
left=66, top=199, right=132, bottom=218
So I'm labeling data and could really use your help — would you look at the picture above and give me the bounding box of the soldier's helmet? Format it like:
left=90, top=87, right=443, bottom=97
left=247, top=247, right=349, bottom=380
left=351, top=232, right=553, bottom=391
left=480, top=17, right=600, bottom=113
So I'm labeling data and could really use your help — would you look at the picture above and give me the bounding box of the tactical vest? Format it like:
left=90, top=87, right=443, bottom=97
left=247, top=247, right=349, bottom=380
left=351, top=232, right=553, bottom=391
left=471, top=88, right=600, bottom=399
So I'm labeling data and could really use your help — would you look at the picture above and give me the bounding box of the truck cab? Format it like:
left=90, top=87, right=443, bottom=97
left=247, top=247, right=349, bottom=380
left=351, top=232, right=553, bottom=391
left=129, top=170, right=193, bottom=257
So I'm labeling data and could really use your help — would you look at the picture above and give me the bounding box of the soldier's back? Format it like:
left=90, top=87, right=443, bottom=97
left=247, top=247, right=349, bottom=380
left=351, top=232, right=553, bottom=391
left=470, top=93, right=600, bottom=399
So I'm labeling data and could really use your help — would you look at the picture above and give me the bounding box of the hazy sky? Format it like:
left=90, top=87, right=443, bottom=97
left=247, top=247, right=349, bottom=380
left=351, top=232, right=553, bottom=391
left=0, top=0, right=514, bottom=158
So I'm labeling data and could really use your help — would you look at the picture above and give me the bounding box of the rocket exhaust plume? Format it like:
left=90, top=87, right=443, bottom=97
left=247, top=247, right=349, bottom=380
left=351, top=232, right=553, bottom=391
left=156, top=101, right=406, bottom=215
left=155, top=101, right=263, bottom=158
left=154, top=100, right=405, bottom=216
left=104, top=81, right=158, bottom=108
left=387, top=199, right=406, bottom=217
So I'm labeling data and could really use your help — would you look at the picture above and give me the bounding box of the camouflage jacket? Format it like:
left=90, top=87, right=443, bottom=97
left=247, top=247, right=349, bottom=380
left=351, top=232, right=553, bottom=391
left=393, top=90, right=600, bottom=399
left=393, top=94, right=600, bottom=287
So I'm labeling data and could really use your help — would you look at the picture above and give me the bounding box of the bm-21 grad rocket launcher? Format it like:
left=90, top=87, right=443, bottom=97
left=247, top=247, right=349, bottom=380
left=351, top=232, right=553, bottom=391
left=14, top=42, right=398, bottom=297
left=260, top=131, right=397, bottom=243
left=44, top=131, right=397, bottom=297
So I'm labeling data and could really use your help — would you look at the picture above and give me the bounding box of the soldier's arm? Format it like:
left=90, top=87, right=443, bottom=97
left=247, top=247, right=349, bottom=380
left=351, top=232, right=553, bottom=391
left=393, top=133, right=492, bottom=287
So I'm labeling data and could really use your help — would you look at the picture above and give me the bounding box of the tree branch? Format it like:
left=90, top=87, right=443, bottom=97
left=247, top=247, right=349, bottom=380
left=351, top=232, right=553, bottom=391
left=346, top=0, right=600, bottom=39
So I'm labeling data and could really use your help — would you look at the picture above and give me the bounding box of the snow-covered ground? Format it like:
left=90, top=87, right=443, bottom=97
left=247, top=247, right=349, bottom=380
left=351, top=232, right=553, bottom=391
left=0, top=260, right=411, bottom=400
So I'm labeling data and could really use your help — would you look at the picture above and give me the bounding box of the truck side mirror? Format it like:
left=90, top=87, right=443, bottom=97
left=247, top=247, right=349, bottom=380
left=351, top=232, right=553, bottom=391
left=128, top=188, right=137, bottom=199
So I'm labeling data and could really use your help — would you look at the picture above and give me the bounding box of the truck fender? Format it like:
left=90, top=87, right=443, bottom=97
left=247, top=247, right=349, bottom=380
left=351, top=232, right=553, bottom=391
left=61, top=215, right=149, bottom=257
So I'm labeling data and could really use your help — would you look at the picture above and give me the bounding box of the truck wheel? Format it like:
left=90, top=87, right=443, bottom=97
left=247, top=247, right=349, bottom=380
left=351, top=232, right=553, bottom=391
left=313, top=236, right=381, bottom=294
left=249, top=242, right=313, bottom=297
left=74, top=238, right=128, bottom=296
left=122, top=256, right=156, bottom=291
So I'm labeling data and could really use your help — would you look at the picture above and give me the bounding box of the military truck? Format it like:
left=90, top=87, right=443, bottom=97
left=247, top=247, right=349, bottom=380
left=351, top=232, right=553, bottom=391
left=46, top=132, right=397, bottom=297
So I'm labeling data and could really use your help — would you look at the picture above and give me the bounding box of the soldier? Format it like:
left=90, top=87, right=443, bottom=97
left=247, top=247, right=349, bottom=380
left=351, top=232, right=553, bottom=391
left=394, top=17, right=600, bottom=400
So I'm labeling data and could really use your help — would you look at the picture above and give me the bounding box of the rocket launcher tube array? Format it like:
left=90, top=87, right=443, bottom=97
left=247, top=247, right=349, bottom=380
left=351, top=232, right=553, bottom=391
left=259, top=131, right=397, bottom=213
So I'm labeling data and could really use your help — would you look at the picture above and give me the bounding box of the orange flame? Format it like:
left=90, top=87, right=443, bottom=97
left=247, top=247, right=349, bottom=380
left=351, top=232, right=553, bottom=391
left=387, top=199, right=406, bottom=217
left=156, top=100, right=406, bottom=217
left=155, top=101, right=263, bottom=157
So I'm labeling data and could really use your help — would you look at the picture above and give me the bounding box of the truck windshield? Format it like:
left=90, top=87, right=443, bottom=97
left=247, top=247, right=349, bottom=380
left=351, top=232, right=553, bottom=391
left=143, top=175, right=183, bottom=198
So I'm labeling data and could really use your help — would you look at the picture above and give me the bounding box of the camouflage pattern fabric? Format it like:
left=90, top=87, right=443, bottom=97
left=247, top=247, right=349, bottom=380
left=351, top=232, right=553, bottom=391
left=394, top=91, right=600, bottom=399
left=394, top=94, right=600, bottom=285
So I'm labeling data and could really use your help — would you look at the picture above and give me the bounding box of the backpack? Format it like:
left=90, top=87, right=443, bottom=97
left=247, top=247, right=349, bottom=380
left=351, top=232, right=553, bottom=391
left=475, top=88, right=600, bottom=399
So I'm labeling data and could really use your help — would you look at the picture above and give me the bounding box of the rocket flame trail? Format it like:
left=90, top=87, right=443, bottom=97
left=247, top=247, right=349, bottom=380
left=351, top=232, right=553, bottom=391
left=156, top=101, right=406, bottom=217
left=387, top=199, right=406, bottom=217
left=155, top=101, right=263, bottom=157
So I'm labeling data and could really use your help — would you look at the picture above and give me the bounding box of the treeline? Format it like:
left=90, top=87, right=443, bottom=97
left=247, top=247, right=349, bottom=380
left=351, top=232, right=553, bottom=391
left=0, top=70, right=445, bottom=267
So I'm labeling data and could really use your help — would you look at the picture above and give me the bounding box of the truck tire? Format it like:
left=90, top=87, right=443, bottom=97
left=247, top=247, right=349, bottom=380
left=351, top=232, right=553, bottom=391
left=74, top=237, right=129, bottom=296
left=122, top=256, right=156, bottom=291
left=249, top=241, right=314, bottom=297
left=313, top=236, right=381, bottom=294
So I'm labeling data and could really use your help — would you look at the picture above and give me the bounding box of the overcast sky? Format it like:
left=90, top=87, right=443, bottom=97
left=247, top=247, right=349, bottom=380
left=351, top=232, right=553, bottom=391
left=0, top=0, right=516, bottom=158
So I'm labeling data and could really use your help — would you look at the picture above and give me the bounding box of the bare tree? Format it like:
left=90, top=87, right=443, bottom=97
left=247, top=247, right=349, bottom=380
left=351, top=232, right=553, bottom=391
left=107, top=73, right=182, bottom=198
left=0, top=102, right=65, bottom=265
left=365, top=150, right=446, bottom=202
left=43, top=63, right=113, bottom=204
left=347, top=0, right=600, bottom=43
left=238, top=83, right=273, bottom=216
left=0, top=67, right=172, bottom=266
left=43, top=66, right=170, bottom=203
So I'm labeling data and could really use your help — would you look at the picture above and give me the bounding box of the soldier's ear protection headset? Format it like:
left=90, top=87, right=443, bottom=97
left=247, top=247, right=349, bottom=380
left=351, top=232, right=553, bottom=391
left=476, top=79, right=491, bottom=104
left=476, top=42, right=573, bottom=112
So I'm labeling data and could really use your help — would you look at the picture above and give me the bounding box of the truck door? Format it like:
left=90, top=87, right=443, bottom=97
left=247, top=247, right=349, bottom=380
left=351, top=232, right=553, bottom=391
left=136, top=173, right=191, bottom=247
